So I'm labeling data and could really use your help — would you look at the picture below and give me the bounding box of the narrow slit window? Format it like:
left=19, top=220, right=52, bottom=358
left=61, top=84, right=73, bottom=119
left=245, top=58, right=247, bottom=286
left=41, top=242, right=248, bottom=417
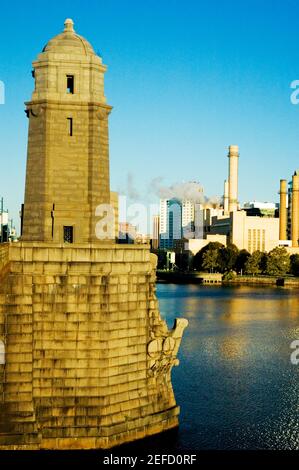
left=67, top=117, right=73, bottom=136
left=0, top=340, right=5, bottom=365
left=64, top=226, right=73, bottom=243
left=66, top=75, right=74, bottom=94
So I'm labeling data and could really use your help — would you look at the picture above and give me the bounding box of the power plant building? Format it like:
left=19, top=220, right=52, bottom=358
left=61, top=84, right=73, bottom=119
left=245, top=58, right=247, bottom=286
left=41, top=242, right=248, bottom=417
left=210, top=210, right=280, bottom=253
left=207, top=145, right=281, bottom=253
left=279, top=170, right=299, bottom=252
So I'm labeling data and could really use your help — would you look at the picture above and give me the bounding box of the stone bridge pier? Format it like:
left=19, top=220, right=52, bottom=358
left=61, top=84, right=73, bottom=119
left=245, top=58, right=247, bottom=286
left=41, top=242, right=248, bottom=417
left=0, top=243, right=187, bottom=449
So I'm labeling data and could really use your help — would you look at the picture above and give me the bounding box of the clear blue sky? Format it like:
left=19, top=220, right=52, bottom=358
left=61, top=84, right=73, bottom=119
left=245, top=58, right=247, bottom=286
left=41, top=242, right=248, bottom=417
left=1, top=0, right=299, bottom=229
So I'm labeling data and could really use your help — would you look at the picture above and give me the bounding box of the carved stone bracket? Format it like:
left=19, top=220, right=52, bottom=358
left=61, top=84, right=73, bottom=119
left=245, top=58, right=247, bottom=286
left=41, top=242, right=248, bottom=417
left=26, top=106, right=45, bottom=118
left=147, top=318, right=188, bottom=377
left=96, top=107, right=111, bottom=120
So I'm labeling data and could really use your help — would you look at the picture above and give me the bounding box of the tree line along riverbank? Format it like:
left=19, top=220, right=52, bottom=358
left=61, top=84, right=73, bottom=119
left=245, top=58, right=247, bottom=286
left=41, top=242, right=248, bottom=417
left=155, top=242, right=299, bottom=286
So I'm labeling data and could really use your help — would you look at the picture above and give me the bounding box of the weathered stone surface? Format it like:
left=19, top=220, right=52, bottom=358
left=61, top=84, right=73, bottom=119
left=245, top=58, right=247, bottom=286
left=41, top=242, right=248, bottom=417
left=0, top=243, right=188, bottom=449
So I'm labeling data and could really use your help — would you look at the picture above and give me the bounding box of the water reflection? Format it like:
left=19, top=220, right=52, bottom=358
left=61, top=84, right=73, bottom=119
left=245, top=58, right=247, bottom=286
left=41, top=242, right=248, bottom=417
left=157, top=284, right=299, bottom=450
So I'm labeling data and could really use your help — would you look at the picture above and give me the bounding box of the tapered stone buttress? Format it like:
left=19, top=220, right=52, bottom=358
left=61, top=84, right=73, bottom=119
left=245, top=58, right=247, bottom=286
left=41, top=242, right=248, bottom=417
left=0, top=19, right=188, bottom=449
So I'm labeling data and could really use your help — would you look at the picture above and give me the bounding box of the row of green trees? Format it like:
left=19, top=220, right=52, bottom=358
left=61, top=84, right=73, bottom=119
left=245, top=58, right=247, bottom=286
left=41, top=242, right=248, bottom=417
left=193, top=242, right=299, bottom=276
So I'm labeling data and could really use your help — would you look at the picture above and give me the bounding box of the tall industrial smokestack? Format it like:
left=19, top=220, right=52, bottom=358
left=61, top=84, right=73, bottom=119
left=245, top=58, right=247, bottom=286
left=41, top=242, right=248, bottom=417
left=292, top=172, right=299, bottom=247
left=279, top=179, right=287, bottom=241
left=228, top=145, right=239, bottom=213
left=224, top=179, right=229, bottom=215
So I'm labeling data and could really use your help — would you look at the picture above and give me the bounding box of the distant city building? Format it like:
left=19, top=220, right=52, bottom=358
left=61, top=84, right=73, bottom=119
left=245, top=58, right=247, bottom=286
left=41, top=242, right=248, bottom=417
left=0, top=205, right=9, bottom=243
left=175, top=234, right=227, bottom=255
left=198, top=207, right=225, bottom=237
left=159, top=196, right=216, bottom=248
left=210, top=210, right=280, bottom=253
left=135, top=233, right=151, bottom=245
left=159, top=198, right=182, bottom=249
left=244, top=201, right=276, bottom=210
left=0, top=211, right=8, bottom=226
left=182, top=200, right=195, bottom=238
left=159, top=202, right=226, bottom=249
left=152, top=215, right=160, bottom=250
left=118, top=222, right=136, bottom=244
left=9, top=227, right=17, bottom=241
left=243, top=201, right=277, bottom=218
left=118, top=221, right=149, bottom=245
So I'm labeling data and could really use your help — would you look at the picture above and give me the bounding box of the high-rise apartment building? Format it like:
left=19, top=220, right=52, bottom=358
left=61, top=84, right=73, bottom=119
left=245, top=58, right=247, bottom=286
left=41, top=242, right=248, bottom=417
left=159, top=198, right=182, bottom=249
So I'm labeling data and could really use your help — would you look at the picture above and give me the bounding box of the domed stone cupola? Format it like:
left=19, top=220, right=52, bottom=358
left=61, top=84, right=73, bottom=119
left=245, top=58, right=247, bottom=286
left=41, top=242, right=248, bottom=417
left=30, top=18, right=107, bottom=104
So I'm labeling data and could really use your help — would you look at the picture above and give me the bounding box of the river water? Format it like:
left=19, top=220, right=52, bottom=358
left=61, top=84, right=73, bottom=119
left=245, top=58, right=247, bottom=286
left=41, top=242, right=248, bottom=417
left=155, top=284, right=299, bottom=450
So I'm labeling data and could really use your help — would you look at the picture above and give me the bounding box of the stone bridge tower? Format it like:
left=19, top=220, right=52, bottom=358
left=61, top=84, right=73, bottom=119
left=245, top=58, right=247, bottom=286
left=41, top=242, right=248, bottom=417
left=22, top=19, right=111, bottom=243
left=0, top=19, right=187, bottom=449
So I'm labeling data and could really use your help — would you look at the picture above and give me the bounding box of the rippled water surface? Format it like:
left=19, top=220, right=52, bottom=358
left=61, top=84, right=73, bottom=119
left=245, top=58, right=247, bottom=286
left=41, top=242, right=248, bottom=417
left=155, top=284, right=299, bottom=450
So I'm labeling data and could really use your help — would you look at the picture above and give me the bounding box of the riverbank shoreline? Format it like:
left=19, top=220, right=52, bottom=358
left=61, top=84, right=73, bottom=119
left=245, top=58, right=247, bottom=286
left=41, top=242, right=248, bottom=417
left=224, top=275, right=299, bottom=287
left=157, top=271, right=299, bottom=287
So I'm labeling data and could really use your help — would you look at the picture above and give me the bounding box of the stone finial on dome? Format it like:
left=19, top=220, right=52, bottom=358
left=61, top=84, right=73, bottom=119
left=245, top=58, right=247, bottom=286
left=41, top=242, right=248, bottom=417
left=64, top=18, right=74, bottom=32
left=41, top=18, right=97, bottom=56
